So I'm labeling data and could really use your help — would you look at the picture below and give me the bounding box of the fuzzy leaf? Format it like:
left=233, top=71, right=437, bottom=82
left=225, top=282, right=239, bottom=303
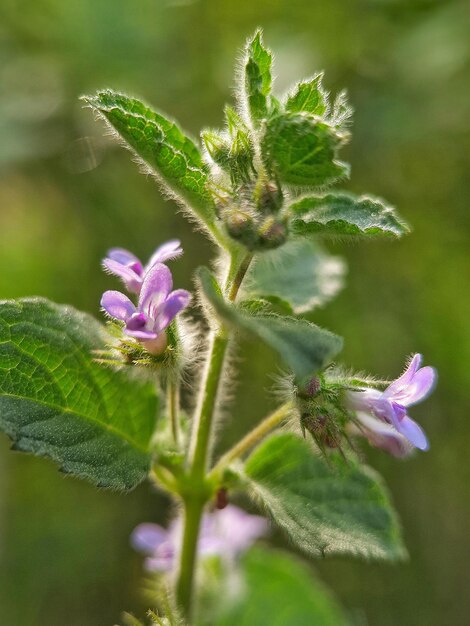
left=83, top=90, right=216, bottom=229
left=197, top=267, right=342, bottom=383
left=242, top=239, right=345, bottom=314
left=290, top=193, right=409, bottom=238
left=0, top=298, right=158, bottom=490
left=242, top=30, right=273, bottom=127
left=245, top=433, right=407, bottom=561
left=286, top=74, right=328, bottom=116
left=213, top=547, right=349, bottom=626
left=262, top=112, right=349, bottom=187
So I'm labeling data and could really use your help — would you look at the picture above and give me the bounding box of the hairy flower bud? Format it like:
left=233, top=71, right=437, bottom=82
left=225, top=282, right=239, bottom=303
left=298, top=376, right=322, bottom=399
left=257, top=215, right=288, bottom=250
left=301, top=412, right=340, bottom=448
left=225, top=209, right=258, bottom=248
left=257, top=181, right=283, bottom=214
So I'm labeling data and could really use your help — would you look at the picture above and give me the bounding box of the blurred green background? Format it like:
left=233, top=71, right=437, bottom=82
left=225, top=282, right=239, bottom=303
left=0, top=0, right=469, bottom=624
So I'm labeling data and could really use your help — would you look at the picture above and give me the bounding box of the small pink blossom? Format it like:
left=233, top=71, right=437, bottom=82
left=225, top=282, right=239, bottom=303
left=346, top=354, right=437, bottom=456
left=102, top=240, right=183, bottom=294
left=131, top=505, right=268, bottom=572
left=101, top=262, right=190, bottom=353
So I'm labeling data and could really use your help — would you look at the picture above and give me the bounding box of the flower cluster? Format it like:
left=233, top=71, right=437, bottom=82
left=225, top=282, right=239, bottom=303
left=346, top=354, right=436, bottom=457
left=131, top=505, right=268, bottom=572
left=100, top=241, right=190, bottom=354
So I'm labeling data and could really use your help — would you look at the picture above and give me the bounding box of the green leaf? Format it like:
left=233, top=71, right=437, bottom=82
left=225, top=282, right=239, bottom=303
left=286, top=74, right=328, bottom=116
left=262, top=112, right=349, bottom=187
left=213, top=547, right=349, bottom=626
left=197, top=267, right=342, bottom=383
left=242, top=29, right=273, bottom=127
left=0, top=298, right=158, bottom=490
left=239, top=297, right=294, bottom=317
left=83, top=90, right=216, bottom=230
left=290, top=193, right=409, bottom=238
left=245, top=433, right=406, bottom=561
left=242, top=239, right=345, bottom=314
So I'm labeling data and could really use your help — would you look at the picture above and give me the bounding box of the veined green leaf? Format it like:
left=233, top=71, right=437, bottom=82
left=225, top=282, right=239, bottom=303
left=212, top=547, right=349, bottom=626
left=83, top=90, right=216, bottom=229
left=241, top=29, right=273, bottom=127
left=197, top=267, right=342, bottom=383
left=242, top=239, right=345, bottom=314
left=262, top=112, right=349, bottom=187
left=290, top=193, right=409, bottom=238
left=245, top=433, right=407, bottom=561
left=0, top=298, right=158, bottom=490
left=286, top=74, right=328, bottom=116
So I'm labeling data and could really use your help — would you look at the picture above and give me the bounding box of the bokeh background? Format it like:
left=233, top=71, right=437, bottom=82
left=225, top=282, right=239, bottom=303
left=0, top=0, right=469, bottom=624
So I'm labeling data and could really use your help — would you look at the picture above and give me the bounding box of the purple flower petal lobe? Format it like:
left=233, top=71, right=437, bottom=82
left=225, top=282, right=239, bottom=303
left=396, top=416, right=429, bottom=450
left=131, top=523, right=168, bottom=554
left=107, top=247, right=142, bottom=267
left=139, top=263, right=173, bottom=315
left=153, top=289, right=191, bottom=334
left=100, top=291, right=135, bottom=321
left=147, top=239, right=183, bottom=268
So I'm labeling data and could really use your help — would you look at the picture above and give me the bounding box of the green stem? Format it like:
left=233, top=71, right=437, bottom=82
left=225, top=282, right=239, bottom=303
left=228, top=252, right=253, bottom=302
left=168, top=378, right=180, bottom=446
left=176, top=495, right=205, bottom=615
left=176, top=251, right=253, bottom=618
left=188, top=331, right=229, bottom=477
left=208, top=401, right=293, bottom=481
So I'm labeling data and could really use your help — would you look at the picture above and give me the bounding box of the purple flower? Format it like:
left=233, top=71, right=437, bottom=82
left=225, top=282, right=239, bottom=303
left=131, top=505, right=268, bottom=573
left=346, top=354, right=436, bottom=455
left=349, top=411, right=414, bottom=458
left=102, top=240, right=183, bottom=295
left=101, top=262, right=190, bottom=353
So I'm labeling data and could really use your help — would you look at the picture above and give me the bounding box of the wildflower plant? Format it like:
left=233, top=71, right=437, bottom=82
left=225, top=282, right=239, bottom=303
left=0, top=30, right=436, bottom=625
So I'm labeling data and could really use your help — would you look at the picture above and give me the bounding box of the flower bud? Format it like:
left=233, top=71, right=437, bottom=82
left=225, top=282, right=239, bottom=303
left=301, top=412, right=341, bottom=449
left=298, top=376, right=321, bottom=399
left=257, top=181, right=283, bottom=214
left=257, top=216, right=288, bottom=250
left=225, top=210, right=258, bottom=249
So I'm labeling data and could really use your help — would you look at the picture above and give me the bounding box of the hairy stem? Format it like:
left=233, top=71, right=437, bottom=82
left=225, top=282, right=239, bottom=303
left=168, top=378, right=180, bottom=446
left=209, top=401, right=294, bottom=480
left=228, top=252, right=253, bottom=302
left=176, top=251, right=253, bottom=617
left=176, top=495, right=205, bottom=615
